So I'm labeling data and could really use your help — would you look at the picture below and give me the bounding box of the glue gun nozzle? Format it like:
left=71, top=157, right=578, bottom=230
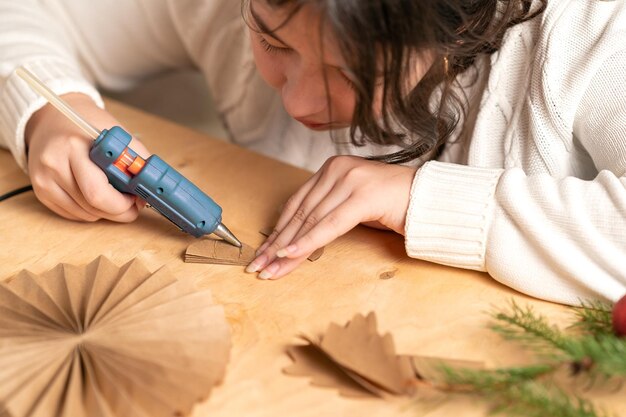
left=214, top=223, right=242, bottom=248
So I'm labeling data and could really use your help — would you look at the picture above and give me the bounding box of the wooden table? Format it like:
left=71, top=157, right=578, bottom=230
left=0, top=99, right=623, bottom=416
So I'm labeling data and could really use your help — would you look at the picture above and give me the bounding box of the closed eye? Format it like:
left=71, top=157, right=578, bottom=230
left=338, top=70, right=357, bottom=90
left=259, top=35, right=292, bottom=55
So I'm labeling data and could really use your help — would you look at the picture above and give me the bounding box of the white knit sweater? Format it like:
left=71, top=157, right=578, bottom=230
left=0, top=0, right=625, bottom=305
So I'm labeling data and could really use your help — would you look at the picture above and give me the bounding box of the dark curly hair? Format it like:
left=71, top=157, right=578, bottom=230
left=244, top=0, right=546, bottom=163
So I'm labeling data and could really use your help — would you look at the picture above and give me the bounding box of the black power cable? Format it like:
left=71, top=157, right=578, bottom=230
left=0, top=185, right=33, bottom=202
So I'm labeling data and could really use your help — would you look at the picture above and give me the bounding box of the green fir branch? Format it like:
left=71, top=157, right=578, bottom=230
left=489, top=301, right=570, bottom=358
left=489, top=301, right=626, bottom=380
left=570, top=301, right=614, bottom=336
left=441, top=366, right=606, bottom=417
left=430, top=300, right=626, bottom=417
left=564, top=335, right=626, bottom=378
left=493, top=380, right=606, bottom=417
left=440, top=364, right=555, bottom=392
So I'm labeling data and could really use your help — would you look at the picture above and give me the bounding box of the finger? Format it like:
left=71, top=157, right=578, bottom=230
left=261, top=184, right=350, bottom=269
left=50, top=178, right=137, bottom=223
left=253, top=161, right=346, bottom=255
left=34, top=182, right=100, bottom=222
left=106, top=205, right=140, bottom=223
left=253, top=201, right=352, bottom=280
left=257, top=254, right=310, bottom=280
left=274, top=200, right=365, bottom=259
left=42, top=200, right=83, bottom=222
left=287, top=185, right=352, bottom=242
left=70, top=151, right=136, bottom=216
left=255, top=229, right=278, bottom=257
left=274, top=170, right=323, bottom=232
left=136, top=197, right=147, bottom=210
left=247, top=183, right=348, bottom=274
left=256, top=170, right=323, bottom=253
left=38, top=173, right=139, bottom=223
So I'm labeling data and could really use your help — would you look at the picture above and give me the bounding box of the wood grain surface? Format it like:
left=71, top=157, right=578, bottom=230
left=0, top=99, right=622, bottom=416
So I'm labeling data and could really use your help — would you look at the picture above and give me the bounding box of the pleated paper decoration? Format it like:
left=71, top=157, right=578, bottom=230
left=0, top=256, right=231, bottom=417
left=284, top=312, right=482, bottom=399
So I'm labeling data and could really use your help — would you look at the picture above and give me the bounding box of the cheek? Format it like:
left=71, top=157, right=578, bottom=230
left=326, top=76, right=357, bottom=122
left=332, top=94, right=356, bottom=123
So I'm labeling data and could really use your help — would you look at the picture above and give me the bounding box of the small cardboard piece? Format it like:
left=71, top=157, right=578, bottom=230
left=0, top=256, right=231, bottom=417
left=185, top=239, right=256, bottom=265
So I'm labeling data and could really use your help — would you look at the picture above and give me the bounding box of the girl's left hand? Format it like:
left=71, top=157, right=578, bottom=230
left=246, top=155, right=417, bottom=279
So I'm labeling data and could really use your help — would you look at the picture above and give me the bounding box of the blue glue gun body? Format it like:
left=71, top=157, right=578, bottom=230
left=89, top=126, right=222, bottom=237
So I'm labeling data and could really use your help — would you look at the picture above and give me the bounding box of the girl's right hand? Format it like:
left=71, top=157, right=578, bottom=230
left=25, top=93, right=150, bottom=222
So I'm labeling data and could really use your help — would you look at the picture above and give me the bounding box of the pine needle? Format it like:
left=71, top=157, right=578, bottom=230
left=441, top=367, right=607, bottom=417
left=566, top=335, right=626, bottom=378
left=496, top=381, right=607, bottom=417
left=570, top=301, right=614, bottom=336
left=441, top=364, right=555, bottom=392
left=489, top=301, right=569, bottom=357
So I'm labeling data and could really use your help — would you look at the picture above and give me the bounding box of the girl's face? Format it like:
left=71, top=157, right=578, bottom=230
left=248, top=1, right=357, bottom=131
left=248, top=1, right=435, bottom=132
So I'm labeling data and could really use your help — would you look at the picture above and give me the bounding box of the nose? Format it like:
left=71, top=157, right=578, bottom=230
left=280, top=65, right=328, bottom=120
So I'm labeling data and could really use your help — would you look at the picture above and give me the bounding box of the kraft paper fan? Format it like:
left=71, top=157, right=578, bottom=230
left=0, top=256, right=231, bottom=417
left=284, top=312, right=483, bottom=399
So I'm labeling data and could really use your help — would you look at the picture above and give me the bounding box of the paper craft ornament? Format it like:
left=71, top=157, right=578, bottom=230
left=0, top=256, right=231, bottom=417
left=284, top=312, right=482, bottom=399
left=285, top=312, right=415, bottom=398
left=185, top=239, right=256, bottom=265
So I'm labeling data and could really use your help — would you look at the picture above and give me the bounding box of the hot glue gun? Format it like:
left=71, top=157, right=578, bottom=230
left=16, top=66, right=241, bottom=247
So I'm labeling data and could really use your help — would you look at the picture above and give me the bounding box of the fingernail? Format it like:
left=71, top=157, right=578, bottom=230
left=276, top=244, right=297, bottom=258
left=245, top=254, right=267, bottom=273
left=258, top=262, right=279, bottom=280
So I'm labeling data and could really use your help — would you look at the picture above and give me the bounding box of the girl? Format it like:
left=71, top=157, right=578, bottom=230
left=0, top=0, right=624, bottom=305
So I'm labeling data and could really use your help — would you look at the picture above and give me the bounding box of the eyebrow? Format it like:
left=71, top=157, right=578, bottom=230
left=248, top=1, right=294, bottom=49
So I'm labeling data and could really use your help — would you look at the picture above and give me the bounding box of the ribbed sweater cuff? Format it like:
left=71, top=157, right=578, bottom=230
left=0, top=60, right=104, bottom=172
left=404, top=161, right=503, bottom=271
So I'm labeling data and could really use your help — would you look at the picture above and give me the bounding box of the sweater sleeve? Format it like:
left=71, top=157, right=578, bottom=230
left=404, top=50, right=626, bottom=306
left=0, top=0, right=104, bottom=172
